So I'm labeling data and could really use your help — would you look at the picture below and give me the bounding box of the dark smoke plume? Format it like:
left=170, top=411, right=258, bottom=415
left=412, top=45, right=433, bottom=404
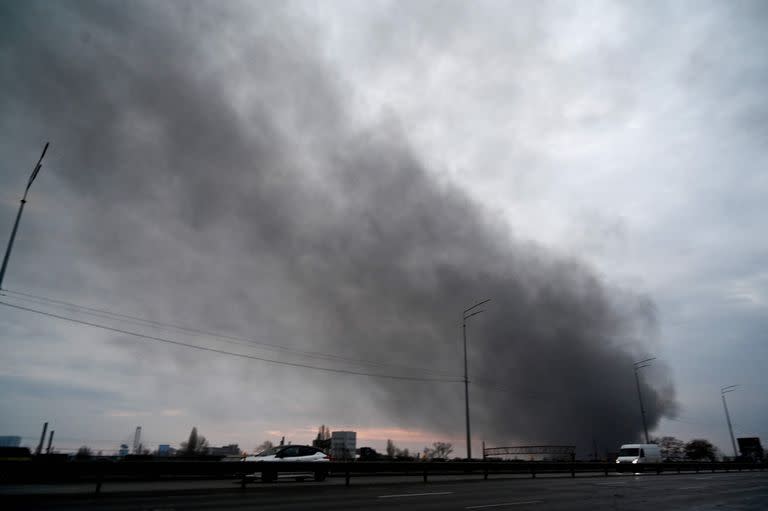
left=1, top=1, right=677, bottom=453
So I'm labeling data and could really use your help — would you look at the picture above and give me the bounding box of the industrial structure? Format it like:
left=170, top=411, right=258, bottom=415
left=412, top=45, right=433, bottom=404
left=132, top=426, right=143, bottom=455
left=330, top=431, right=356, bottom=460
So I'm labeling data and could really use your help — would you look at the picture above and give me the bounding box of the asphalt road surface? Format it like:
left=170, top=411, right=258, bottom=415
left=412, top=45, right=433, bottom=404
left=4, top=471, right=767, bottom=510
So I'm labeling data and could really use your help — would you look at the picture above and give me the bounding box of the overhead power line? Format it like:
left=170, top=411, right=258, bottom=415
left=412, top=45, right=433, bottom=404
left=1, top=288, right=458, bottom=378
left=0, top=300, right=462, bottom=383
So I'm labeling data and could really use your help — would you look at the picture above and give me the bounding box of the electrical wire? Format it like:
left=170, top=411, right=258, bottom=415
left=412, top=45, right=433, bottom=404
left=2, top=288, right=459, bottom=378
left=0, top=300, right=463, bottom=383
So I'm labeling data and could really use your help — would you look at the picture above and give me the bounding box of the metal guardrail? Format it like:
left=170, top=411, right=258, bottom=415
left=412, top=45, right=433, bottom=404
left=1, top=460, right=765, bottom=494
left=484, top=445, right=576, bottom=458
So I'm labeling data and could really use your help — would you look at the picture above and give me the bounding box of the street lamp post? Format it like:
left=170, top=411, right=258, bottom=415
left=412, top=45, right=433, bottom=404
left=633, top=357, right=655, bottom=444
left=462, top=298, right=490, bottom=460
left=0, top=142, right=49, bottom=290
left=721, top=385, right=739, bottom=459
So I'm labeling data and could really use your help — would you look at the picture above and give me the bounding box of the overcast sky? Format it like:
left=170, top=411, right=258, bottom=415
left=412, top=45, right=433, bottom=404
left=1, top=0, right=766, bottom=458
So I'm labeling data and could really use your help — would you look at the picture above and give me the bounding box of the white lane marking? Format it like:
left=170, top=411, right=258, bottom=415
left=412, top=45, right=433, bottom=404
left=594, top=482, right=627, bottom=486
left=378, top=491, right=454, bottom=498
left=720, top=486, right=768, bottom=494
left=466, top=501, right=543, bottom=509
left=694, top=473, right=761, bottom=480
left=678, top=486, right=705, bottom=490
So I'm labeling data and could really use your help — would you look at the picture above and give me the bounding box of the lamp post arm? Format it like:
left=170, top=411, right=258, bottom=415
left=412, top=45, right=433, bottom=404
left=464, top=298, right=491, bottom=315
left=0, top=142, right=49, bottom=290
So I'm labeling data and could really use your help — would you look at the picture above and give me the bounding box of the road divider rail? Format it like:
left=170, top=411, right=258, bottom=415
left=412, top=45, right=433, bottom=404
left=1, top=460, right=765, bottom=494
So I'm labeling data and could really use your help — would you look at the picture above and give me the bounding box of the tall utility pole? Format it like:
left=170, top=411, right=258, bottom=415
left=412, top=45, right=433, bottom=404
left=0, top=142, right=50, bottom=290
left=721, top=385, right=739, bottom=459
left=46, top=430, right=55, bottom=455
left=633, top=357, right=655, bottom=444
left=462, top=298, right=490, bottom=460
left=35, top=422, right=48, bottom=456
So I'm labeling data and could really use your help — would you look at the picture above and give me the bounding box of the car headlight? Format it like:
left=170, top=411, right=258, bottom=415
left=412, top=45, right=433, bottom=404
left=616, top=460, right=620, bottom=463
left=632, top=459, right=638, bottom=464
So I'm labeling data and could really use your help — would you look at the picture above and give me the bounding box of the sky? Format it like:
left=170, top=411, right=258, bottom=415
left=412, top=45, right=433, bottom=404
left=0, top=0, right=766, bottom=458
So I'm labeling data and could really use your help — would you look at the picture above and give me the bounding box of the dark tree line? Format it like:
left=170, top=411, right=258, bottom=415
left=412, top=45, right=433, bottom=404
left=653, top=436, right=718, bottom=461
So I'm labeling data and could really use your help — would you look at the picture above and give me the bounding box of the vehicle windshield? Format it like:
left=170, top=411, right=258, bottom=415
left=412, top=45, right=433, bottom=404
left=619, top=448, right=640, bottom=456
left=256, top=447, right=282, bottom=457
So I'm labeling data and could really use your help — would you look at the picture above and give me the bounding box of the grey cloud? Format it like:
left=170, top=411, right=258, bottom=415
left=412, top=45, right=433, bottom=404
left=0, top=0, right=679, bottom=454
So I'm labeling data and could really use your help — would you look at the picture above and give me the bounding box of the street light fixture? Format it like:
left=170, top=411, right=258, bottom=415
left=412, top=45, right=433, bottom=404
left=463, top=298, right=490, bottom=459
left=633, top=357, right=656, bottom=444
left=0, top=142, right=50, bottom=290
left=721, top=385, right=739, bottom=459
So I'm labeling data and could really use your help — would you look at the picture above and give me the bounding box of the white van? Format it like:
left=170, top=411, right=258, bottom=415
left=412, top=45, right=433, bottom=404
left=616, top=444, right=662, bottom=469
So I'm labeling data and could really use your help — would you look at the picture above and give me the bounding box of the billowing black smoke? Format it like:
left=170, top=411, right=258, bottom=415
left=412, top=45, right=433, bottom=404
left=1, top=1, right=676, bottom=454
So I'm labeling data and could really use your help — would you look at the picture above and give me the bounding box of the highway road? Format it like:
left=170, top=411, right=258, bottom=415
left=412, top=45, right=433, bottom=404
left=4, top=471, right=767, bottom=510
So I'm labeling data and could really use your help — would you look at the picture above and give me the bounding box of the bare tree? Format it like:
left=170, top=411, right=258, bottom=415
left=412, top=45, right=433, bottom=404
left=180, top=427, right=209, bottom=456
left=317, top=425, right=330, bottom=441
left=386, top=439, right=396, bottom=458
left=433, top=442, right=453, bottom=459
left=652, top=436, right=685, bottom=461
left=423, top=442, right=453, bottom=460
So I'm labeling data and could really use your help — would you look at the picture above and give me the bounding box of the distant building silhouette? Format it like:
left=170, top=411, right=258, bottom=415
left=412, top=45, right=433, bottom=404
left=156, top=444, right=176, bottom=456
left=330, top=431, right=356, bottom=460
left=208, top=444, right=241, bottom=456
left=0, top=436, right=21, bottom=448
